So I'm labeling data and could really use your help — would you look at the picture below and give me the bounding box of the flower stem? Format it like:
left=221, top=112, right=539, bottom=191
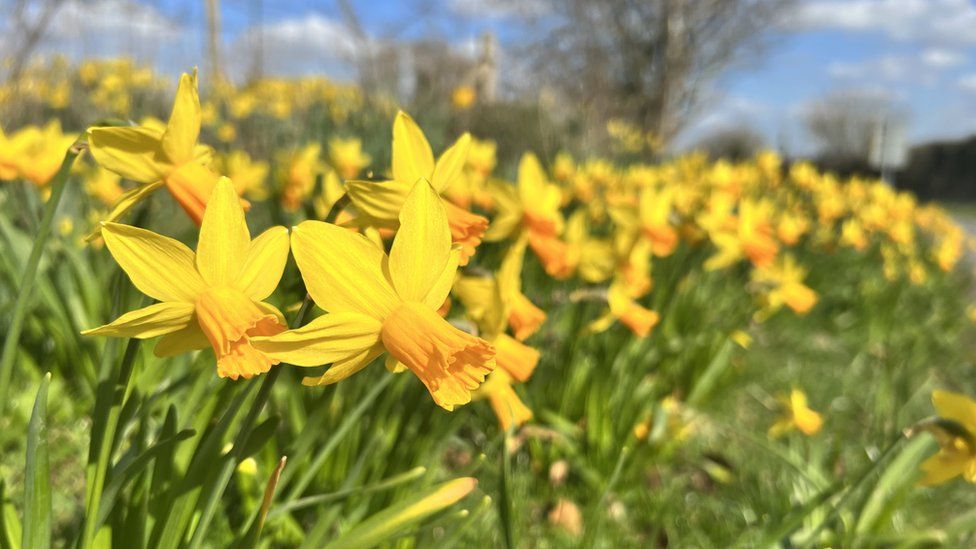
left=0, top=144, right=82, bottom=412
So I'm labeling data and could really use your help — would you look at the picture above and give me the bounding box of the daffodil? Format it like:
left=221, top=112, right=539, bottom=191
left=588, top=281, right=660, bottom=338
left=328, top=137, right=371, bottom=180
left=454, top=245, right=541, bottom=428
left=0, top=124, right=41, bottom=181
left=752, top=255, right=818, bottom=316
left=82, top=178, right=290, bottom=380
left=219, top=150, right=269, bottom=200
left=84, top=167, right=125, bottom=206
left=19, top=121, right=77, bottom=189
left=487, top=153, right=571, bottom=278
left=638, top=185, right=678, bottom=257
left=279, top=144, right=324, bottom=212
left=564, top=211, right=615, bottom=283
left=87, top=71, right=226, bottom=227
left=345, top=111, right=484, bottom=265
left=768, top=389, right=822, bottom=437
left=252, top=179, right=495, bottom=410
left=919, top=390, right=976, bottom=485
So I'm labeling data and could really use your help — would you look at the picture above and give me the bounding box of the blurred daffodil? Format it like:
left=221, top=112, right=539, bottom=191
left=918, top=390, right=976, bottom=486
left=768, top=389, right=822, bottom=437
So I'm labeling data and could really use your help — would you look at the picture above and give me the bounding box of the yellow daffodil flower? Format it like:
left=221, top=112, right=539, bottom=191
left=82, top=178, right=290, bottom=380
left=487, top=153, right=571, bottom=278
left=252, top=179, right=495, bottom=410
left=328, top=137, right=371, bottom=180
left=219, top=150, right=269, bottom=201
left=0, top=125, right=41, bottom=181
left=638, top=185, right=678, bottom=257
left=768, top=389, right=822, bottom=437
left=345, top=111, right=485, bottom=265
left=84, top=167, right=125, bottom=206
left=919, top=390, right=976, bottom=485
left=20, top=120, right=77, bottom=189
left=588, top=281, right=660, bottom=338
left=279, top=144, right=324, bottom=212
left=87, top=71, right=228, bottom=227
left=752, top=254, right=818, bottom=316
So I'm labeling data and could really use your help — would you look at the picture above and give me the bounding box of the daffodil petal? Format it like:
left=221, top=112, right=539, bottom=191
left=301, top=343, right=385, bottom=386
left=86, top=180, right=165, bottom=241
left=196, top=177, right=249, bottom=286
left=101, top=222, right=206, bottom=302
left=517, top=152, right=548, bottom=204
left=390, top=180, right=451, bottom=302
left=344, top=178, right=410, bottom=226
left=82, top=301, right=194, bottom=338
left=291, top=221, right=399, bottom=318
left=423, top=248, right=460, bottom=310
left=250, top=311, right=382, bottom=366
left=161, top=71, right=201, bottom=165
left=87, top=126, right=167, bottom=183
left=483, top=181, right=522, bottom=242
left=933, top=390, right=976, bottom=431
left=431, top=132, right=471, bottom=193
left=153, top=322, right=210, bottom=357
left=238, top=226, right=290, bottom=300
left=392, top=111, right=434, bottom=185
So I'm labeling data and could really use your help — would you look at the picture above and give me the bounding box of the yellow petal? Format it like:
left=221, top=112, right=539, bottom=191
left=196, top=177, right=249, bottom=286
left=431, top=132, right=471, bottom=193
left=101, top=222, right=206, bottom=302
left=82, top=301, right=194, bottom=338
left=161, top=71, right=201, bottom=165
left=918, top=451, right=970, bottom=486
left=301, top=344, right=385, bottom=386
left=483, top=181, right=522, bottom=242
left=238, top=226, right=290, bottom=300
left=344, top=178, right=410, bottom=226
left=389, top=179, right=451, bottom=302
left=517, top=152, right=548, bottom=204
left=423, top=248, right=460, bottom=310
left=154, top=322, right=210, bottom=357
left=291, top=221, right=400, bottom=319
left=933, top=390, right=976, bottom=432
left=87, top=126, right=167, bottom=183
left=85, top=181, right=165, bottom=241
left=392, top=111, right=434, bottom=184
left=250, top=311, right=382, bottom=366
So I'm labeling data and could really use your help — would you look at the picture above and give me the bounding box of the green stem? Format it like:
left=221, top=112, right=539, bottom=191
left=0, top=146, right=81, bottom=412
left=80, top=337, right=141, bottom=549
left=185, top=296, right=313, bottom=549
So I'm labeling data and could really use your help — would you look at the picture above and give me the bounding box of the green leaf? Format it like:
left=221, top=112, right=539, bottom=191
left=322, top=477, right=478, bottom=549
left=23, top=373, right=51, bottom=549
left=0, top=481, right=23, bottom=549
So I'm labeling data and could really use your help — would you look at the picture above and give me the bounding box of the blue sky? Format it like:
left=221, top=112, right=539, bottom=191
left=6, top=0, right=976, bottom=153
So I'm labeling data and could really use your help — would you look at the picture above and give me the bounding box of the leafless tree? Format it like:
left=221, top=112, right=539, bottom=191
left=694, top=125, right=766, bottom=160
left=803, top=89, right=907, bottom=161
left=513, top=0, right=791, bottom=152
left=3, top=0, right=67, bottom=83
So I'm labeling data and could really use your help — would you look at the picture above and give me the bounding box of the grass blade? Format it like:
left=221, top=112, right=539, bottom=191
left=23, top=372, right=51, bottom=549
left=321, top=477, right=478, bottom=549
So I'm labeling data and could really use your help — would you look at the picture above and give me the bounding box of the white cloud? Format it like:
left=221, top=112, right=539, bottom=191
left=786, top=0, right=976, bottom=46
left=1, top=0, right=189, bottom=68
left=234, top=14, right=361, bottom=78
left=448, top=0, right=550, bottom=19
left=958, top=74, right=976, bottom=92
left=921, top=48, right=965, bottom=69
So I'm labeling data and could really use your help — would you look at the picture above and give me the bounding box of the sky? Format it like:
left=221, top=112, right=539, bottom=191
left=3, top=0, right=976, bottom=154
